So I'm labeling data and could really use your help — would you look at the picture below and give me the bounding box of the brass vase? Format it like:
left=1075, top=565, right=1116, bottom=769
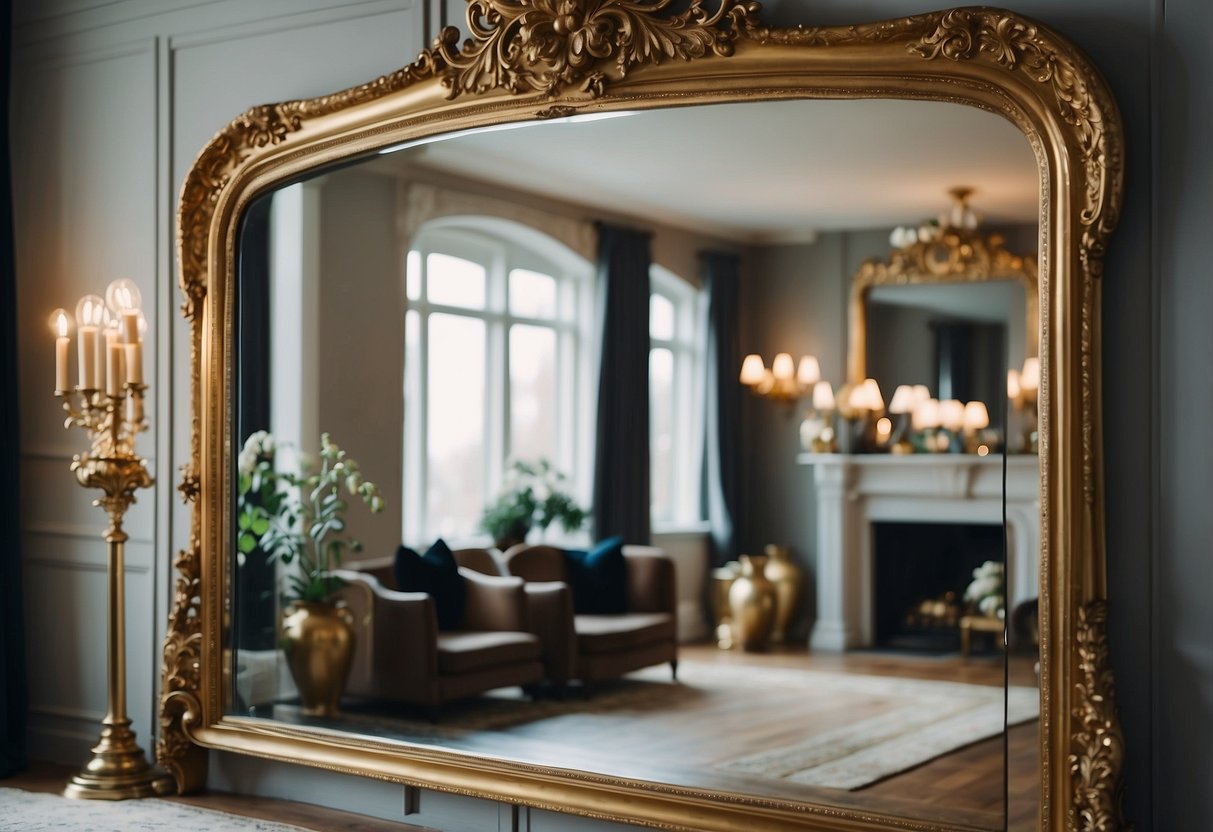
left=763, top=544, right=803, bottom=644
left=728, top=554, right=776, bottom=652
left=711, top=562, right=741, bottom=649
left=281, top=601, right=355, bottom=717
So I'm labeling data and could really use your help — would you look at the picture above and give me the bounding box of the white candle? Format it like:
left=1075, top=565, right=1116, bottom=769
left=78, top=326, right=98, bottom=389
left=106, top=341, right=125, bottom=397
left=121, top=309, right=139, bottom=344
left=55, top=337, right=70, bottom=391
left=103, top=328, right=119, bottom=394
left=124, top=341, right=143, bottom=384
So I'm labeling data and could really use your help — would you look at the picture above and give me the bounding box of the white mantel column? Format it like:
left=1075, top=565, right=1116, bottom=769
left=808, top=459, right=864, bottom=651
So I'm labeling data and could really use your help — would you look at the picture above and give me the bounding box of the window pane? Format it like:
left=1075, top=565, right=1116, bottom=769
left=426, top=313, right=486, bottom=538
left=650, top=347, right=675, bottom=523
left=650, top=293, right=675, bottom=341
left=406, top=250, right=421, bottom=301
left=510, top=325, right=558, bottom=464
left=510, top=269, right=558, bottom=319
left=427, top=253, right=486, bottom=309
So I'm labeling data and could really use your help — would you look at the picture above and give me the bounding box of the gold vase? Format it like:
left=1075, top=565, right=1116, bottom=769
left=763, top=544, right=803, bottom=644
left=281, top=601, right=355, bottom=717
left=728, top=554, right=776, bottom=652
left=711, top=562, right=741, bottom=649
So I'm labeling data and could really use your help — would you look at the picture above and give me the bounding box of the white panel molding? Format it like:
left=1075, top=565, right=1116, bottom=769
left=15, top=0, right=409, bottom=50
left=167, top=0, right=415, bottom=51
left=24, top=533, right=156, bottom=574
left=23, top=524, right=156, bottom=549
left=11, top=33, right=156, bottom=70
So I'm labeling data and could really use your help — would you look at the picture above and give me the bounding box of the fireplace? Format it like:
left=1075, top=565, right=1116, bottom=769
left=872, top=521, right=1004, bottom=651
left=799, top=453, right=1038, bottom=651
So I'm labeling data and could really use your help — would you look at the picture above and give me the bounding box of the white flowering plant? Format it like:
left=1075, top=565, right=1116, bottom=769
left=237, top=431, right=384, bottom=603
left=479, top=459, right=586, bottom=548
left=963, top=560, right=1006, bottom=618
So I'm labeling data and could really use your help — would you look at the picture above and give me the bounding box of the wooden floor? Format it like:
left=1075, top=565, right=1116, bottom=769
left=3, top=644, right=1041, bottom=831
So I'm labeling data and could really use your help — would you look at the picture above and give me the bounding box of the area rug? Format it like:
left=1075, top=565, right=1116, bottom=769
left=274, top=660, right=1038, bottom=790
left=0, top=787, right=310, bottom=832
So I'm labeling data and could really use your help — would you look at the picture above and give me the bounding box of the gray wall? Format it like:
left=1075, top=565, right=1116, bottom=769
left=9, top=0, right=1211, bottom=829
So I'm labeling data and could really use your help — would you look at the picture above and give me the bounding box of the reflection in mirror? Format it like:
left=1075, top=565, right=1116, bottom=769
left=230, top=98, right=1041, bottom=829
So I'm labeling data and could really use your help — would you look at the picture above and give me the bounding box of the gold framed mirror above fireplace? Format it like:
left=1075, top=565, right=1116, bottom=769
left=159, top=3, right=1127, bottom=830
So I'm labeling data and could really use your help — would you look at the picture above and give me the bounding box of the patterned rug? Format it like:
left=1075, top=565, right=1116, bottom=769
left=0, top=788, right=310, bottom=832
left=273, top=660, right=1038, bottom=790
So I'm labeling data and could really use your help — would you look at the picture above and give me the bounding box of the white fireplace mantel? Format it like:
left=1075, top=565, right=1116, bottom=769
left=798, top=453, right=1040, bottom=651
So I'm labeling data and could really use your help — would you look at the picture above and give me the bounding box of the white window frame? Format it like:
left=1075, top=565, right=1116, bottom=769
left=403, top=218, right=593, bottom=546
left=649, top=265, right=705, bottom=530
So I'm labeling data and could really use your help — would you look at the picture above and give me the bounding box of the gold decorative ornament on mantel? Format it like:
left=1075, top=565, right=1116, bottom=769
left=50, top=285, right=174, bottom=800
left=160, top=1, right=1129, bottom=829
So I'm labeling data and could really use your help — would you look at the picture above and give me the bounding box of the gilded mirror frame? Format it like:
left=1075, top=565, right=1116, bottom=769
left=159, top=3, right=1127, bottom=830
left=847, top=227, right=1040, bottom=384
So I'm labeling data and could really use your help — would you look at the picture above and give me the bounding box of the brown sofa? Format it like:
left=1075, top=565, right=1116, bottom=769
left=329, top=563, right=543, bottom=711
left=499, top=544, right=678, bottom=690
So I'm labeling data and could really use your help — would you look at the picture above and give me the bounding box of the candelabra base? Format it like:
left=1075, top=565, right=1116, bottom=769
left=63, top=720, right=176, bottom=800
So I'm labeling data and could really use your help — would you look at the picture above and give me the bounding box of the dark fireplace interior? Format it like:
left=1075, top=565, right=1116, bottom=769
left=873, top=521, right=1005, bottom=652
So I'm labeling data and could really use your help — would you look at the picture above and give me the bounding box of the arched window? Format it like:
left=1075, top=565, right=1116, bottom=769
left=404, top=219, right=593, bottom=543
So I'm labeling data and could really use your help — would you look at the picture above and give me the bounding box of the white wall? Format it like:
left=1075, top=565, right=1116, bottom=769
left=10, top=0, right=1212, bottom=829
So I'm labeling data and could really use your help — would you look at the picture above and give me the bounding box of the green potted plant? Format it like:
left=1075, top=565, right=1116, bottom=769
left=480, top=459, right=587, bottom=551
left=237, top=431, right=383, bottom=716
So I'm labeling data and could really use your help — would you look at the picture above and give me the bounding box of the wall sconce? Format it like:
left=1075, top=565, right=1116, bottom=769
left=887, top=384, right=927, bottom=454
left=800, top=380, right=838, bottom=453
left=963, top=401, right=991, bottom=454
left=740, top=352, right=820, bottom=405
left=838, top=377, right=884, bottom=452
left=1007, top=356, right=1040, bottom=453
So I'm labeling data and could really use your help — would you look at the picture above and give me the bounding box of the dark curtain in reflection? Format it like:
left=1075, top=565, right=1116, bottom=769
left=0, top=0, right=29, bottom=778
left=235, top=195, right=276, bottom=651
left=701, top=251, right=742, bottom=567
left=592, top=224, right=651, bottom=544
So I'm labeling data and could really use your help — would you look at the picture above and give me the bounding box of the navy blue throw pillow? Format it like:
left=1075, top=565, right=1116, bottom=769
left=394, top=538, right=465, bottom=631
left=563, top=536, right=628, bottom=615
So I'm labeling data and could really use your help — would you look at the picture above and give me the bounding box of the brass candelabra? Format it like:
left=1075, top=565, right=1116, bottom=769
left=51, top=286, right=174, bottom=800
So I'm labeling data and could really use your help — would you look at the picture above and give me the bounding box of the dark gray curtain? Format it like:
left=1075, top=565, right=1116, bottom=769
left=1, top=0, right=29, bottom=778
left=592, top=224, right=651, bottom=544
left=701, top=251, right=743, bottom=567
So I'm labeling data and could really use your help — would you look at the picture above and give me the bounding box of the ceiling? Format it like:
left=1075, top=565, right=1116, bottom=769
left=371, top=98, right=1040, bottom=243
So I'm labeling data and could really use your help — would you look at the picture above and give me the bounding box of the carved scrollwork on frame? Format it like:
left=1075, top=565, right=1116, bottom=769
left=164, top=3, right=1128, bottom=829
left=1070, top=601, right=1130, bottom=831
left=157, top=541, right=207, bottom=793
left=431, top=0, right=759, bottom=98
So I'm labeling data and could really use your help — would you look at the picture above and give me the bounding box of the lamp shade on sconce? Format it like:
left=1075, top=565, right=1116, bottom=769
left=1007, top=368, right=1021, bottom=399
left=940, top=399, right=965, bottom=432
left=1019, top=357, right=1040, bottom=392
left=771, top=353, right=795, bottom=382
left=888, top=385, right=917, bottom=415
left=739, top=354, right=765, bottom=386
left=964, top=401, right=990, bottom=431
left=796, top=356, right=820, bottom=386
left=812, top=381, right=835, bottom=411
left=913, top=398, right=941, bottom=431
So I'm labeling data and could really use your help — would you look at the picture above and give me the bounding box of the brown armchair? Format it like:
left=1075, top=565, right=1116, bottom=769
left=500, top=544, right=678, bottom=690
left=329, top=565, right=543, bottom=711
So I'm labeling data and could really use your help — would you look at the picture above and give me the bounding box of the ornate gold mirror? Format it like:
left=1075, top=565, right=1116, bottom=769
left=160, top=4, right=1127, bottom=830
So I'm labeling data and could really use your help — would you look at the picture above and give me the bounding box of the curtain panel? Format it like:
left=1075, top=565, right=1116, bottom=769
left=591, top=224, right=652, bottom=545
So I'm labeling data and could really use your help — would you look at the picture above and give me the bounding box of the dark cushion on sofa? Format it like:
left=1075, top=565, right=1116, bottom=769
left=394, top=538, right=465, bottom=631
left=563, top=536, right=627, bottom=615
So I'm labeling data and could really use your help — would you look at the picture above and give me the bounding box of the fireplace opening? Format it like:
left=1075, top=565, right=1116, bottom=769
left=872, top=521, right=1004, bottom=652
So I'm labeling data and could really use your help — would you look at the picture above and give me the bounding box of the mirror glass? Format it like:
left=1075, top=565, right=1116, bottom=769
left=228, top=98, right=1041, bottom=829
